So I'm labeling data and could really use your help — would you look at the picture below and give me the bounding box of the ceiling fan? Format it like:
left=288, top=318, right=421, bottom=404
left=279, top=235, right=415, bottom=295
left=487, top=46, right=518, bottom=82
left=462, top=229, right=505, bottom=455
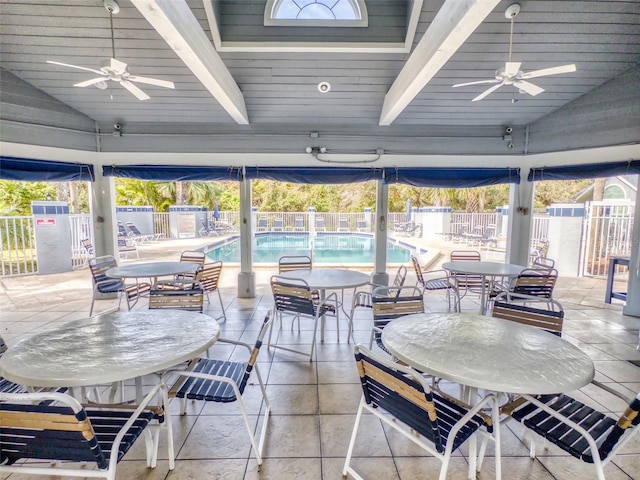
left=452, top=3, right=576, bottom=102
left=46, top=0, right=174, bottom=101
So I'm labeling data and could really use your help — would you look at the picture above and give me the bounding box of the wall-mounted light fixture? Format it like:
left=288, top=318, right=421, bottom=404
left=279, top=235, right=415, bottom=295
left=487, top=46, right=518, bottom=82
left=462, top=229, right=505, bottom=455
left=305, top=146, right=383, bottom=164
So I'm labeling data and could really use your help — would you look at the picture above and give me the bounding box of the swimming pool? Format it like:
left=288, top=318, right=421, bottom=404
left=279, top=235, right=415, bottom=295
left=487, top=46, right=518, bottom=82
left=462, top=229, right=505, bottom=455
left=205, top=233, right=417, bottom=264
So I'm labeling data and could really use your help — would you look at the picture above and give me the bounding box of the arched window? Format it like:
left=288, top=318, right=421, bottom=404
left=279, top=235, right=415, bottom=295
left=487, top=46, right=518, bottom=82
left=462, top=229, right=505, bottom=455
left=604, top=184, right=626, bottom=200
left=265, top=0, right=368, bottom=27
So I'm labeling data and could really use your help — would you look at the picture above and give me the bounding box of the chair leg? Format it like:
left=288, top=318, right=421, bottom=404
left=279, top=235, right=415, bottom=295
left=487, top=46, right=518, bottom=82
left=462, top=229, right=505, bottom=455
left=343, top=397, right=365, bottom=477
left=216, top=289, right=227, bottom=321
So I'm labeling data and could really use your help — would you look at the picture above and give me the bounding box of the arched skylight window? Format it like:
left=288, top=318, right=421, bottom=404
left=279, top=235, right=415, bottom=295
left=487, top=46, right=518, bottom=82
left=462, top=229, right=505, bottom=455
left=265, top=0, right=368, bottom=27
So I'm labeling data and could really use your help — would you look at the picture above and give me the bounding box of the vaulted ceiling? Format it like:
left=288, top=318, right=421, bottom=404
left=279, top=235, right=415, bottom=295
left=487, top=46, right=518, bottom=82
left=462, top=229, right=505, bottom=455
left=1, top=0, right=639, bottom=161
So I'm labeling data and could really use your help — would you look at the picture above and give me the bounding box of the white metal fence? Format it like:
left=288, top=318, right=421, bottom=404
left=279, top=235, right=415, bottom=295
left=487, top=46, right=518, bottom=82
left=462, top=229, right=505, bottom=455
left=0, top=216, right=37, bottom=276
left=69, top=214, right=93, bottom=269
left=0, top=205, right=634, bottom=277
left=580, top=201, right=634, bottom=277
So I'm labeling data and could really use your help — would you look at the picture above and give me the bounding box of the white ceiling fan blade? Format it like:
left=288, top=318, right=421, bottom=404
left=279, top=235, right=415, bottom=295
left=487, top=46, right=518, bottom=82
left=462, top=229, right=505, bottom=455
left=110, top=58, right=129, bottom=73
left=74, top=77, right=109, bottom=88
left=472, top=83, right=504, bottom=102
left=47, top=60, right=103, bottom=75
left=520, top=64, right=576, bottom=79
left=504, top=62, right=522, bottom=76
left=514, top=80, right=545, bottom=96
left=453, top=79, right=500, bottom=88
left=127, top=75, right=175, bottom=89
left=120, top=80, right=150, bottom=101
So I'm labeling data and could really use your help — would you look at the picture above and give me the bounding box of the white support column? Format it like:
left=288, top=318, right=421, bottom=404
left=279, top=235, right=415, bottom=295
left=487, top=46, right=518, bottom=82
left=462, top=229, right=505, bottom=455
left=89, top=169, right=117, bottom=259
left=238, top=176, right=255, bottom=298
left=372, top=181, right=388, bottom=286
left=623, top=186, right=640, bottom=318
left=506, top=170, right=535, bottom=267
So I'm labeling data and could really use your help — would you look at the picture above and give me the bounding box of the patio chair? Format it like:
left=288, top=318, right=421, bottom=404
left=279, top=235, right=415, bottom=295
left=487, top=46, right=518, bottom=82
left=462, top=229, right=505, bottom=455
left=491, top=292, right=564, bottom=336
left=503, top=383, right=640, bottom=480
left=88, top=255, right=150, bottom=316
left=315, top=216, right=326, bottom=231
left=347, top=265, right=407, bottom=342
left=163, top=312, right=273, bottom=466
left=369, top=284, right=424, bottom=354
left=356, top=219, right=369, bottom=232
left=344, top=345, right=500, bottom=480
left=337, top=217, right=349, bottom=232
left=125, top=221, right=154, bottom=243
left=167, top=250, right=205, bottom=286
left=273, top=217, right=284, bottom=231
left=449, top=250, right=487, bottom=309
left=194, top=261, right=226, bottom=321
left=509, top=267, right=558, bottom=304
left=531, top=255, right=556, bottom=270
left=148, top=287, right=204, bottom=312
left=0, top=384, right=174, bottom=479
left=79, top=238, right=95, bottom=267
left=256, top=216, right=268, bottom=232
left=278, top=254, right=312, bottom=273
left=293, top=217, right=305, bottom=231
left=117, top=233, right=138, bottom=259
left=268, top=275, right=338, bottom=361
left=199, top=218, right=220, bottom=237
left=412, top=255, right=458, bottom=312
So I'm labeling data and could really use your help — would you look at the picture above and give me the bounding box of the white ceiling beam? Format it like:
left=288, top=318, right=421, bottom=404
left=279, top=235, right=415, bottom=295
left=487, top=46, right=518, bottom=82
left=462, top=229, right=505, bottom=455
left=379, top=0, right=500, bottom=126
left=131, top=0, right=249, bottom=125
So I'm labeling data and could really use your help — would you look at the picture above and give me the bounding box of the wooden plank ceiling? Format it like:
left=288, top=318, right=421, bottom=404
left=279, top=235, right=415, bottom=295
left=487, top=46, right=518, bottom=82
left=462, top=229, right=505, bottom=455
left=0, top=0, right=638, bottom=134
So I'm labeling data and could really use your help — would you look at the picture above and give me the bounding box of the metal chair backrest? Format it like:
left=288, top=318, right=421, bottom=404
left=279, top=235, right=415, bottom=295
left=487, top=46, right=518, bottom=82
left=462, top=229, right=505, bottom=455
left=511, top=268, right=558, bottom=299
left=371, top=285, right=424, bottom=351
left=196, top=261, right=223, bottom=293
left=148, top=288, right=204, bottom=312
left=491, top=294, right=564, bottom=335
left=315, top=216, right=325, bottom=229
left=278, top=255, right=312, bottom=273
left=450, top=250, right=481, bottom=262
left=89, top=255, right=119, bottom=287
left=273, top=218, right=284, bottom=230
left=411, top=255, right=425, bottom=288
left=354, top=345, right=445, bottom=449
left=270, top=275, right=316, bottom=317
left=179, top=250, right=206, bottom=265
left=392, top=265, right=407, bottom=288
left=531, top=256, right=555, bottom=270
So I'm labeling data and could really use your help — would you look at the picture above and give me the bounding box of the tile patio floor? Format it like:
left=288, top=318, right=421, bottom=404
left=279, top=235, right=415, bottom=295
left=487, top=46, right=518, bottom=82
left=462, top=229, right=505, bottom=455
left=1, top=239, right=639, bottom=480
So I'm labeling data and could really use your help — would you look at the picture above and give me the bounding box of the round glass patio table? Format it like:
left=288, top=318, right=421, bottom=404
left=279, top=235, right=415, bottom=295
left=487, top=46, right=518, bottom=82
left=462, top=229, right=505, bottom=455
left=442, top=261, right=525, bottom=314
left=381, top=312, right=594, bottom=395
left=106, top=261, right=199, bottom=281
left=0, top=310, right=220, bottom=399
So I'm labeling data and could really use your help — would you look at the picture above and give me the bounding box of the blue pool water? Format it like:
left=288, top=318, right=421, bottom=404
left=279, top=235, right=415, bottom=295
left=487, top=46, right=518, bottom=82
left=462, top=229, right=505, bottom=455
left=206, top=233, right=414, bottom=264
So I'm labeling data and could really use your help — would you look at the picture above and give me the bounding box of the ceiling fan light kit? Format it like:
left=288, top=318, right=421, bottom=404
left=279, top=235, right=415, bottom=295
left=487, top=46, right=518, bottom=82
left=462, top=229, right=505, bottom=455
left=452, top=3, right=576, bottom=102
left=46, top=0, right=175, bottom=101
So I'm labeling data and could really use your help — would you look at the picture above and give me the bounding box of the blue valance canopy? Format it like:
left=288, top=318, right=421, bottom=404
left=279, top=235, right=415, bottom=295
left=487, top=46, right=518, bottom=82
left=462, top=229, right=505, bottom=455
left=0, top=156, right=95, bottom=182
left=103, top=165, right=243, bottom=181
left=244, top=166, right=383, bottom=184
left=528, top=160, right=640, bottom=181
left=383, top=167, right=520, bottom=188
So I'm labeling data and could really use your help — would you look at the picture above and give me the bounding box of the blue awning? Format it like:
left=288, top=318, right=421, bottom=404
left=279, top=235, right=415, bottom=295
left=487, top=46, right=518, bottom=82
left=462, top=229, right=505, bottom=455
left=103, top=165, right=244, bottom=181
left=383, top=167, right=520, bottom=187
left=528, top=160, right=640, bottom=181
left=0, top=156, right=95, bottom=182
left=245, top=166, right=383, bottom=184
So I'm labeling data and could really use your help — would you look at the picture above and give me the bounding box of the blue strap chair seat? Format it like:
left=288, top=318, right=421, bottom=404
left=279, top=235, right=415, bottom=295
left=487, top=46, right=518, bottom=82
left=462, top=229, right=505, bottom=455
left=0, top=384, right=173, bottom=478
left=506, top=387, right=640, bottom=479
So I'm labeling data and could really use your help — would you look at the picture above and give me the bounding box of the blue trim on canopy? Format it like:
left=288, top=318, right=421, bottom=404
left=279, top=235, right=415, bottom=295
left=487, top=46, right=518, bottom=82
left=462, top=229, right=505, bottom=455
left=528, top=160, right=640, bottom=181
left=383, top=167, right=520, bottom=187
left=245, top=166, right=383, bottom=184
left=0, top=156, right=95, bottom=182
left=103, top=165, right=243, bottom=181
